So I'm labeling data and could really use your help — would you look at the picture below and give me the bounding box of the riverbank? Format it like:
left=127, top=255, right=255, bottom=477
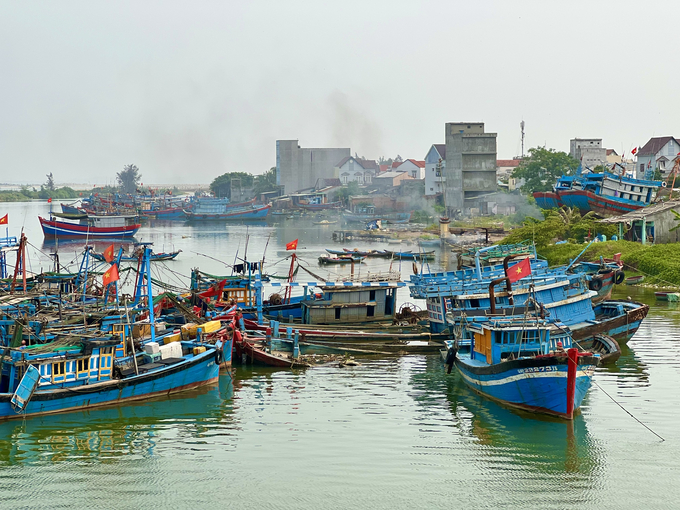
left=0, top=187, right=79, bottom=202
left=538, top=240, right=680, bottom=288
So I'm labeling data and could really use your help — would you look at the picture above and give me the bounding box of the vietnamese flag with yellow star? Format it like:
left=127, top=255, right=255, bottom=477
left=103, top=264, right=119, bottom=287
left=506, top=257, right=532, bottom=283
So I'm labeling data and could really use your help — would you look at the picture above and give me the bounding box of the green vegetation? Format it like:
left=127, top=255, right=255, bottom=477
left=334, top=181, right=360, bottom=207
left=0, top=186, right=79, bottom=202
left=210, top=172, right=255, bottom=198
left=512, top=147, right=579, bottom=193
left=500, top=207, right=617, bottom=247
left=536, top=241, right=680, bottom=287
left=253, top=167, right=278, bottom=195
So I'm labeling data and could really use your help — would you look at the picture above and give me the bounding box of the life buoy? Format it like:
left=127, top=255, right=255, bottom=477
left=589, top=277, right=603, bottom=291
left=614, top=270, right=625, bottom=285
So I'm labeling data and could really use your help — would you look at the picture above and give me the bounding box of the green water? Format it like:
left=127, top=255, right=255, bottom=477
left=1, top=202, right=679, bottom=508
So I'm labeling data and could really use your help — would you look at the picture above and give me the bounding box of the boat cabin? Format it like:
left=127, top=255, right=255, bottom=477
left=467, top=320, right=572, bottom=365
left=301, top=285, right=397, bottom=325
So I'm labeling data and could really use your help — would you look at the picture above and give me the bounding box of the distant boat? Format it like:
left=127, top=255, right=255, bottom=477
left=39, top=215, right=141, bottom=239
left=384, top=250, right=435, bottom=261
left=655, top=291, right=680, bottom=302
left=90, top=248, right=181, bottom=263
left=184, top=204, right=271, bottom=221
left=318, top=254, right=365, bottom=264
left=625, top=275, right=645, bottom=285
left=343, top=210, right=412, bottom=224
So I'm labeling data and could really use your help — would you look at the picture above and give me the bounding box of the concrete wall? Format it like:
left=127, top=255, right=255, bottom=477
left=444, top=123, right=497, bottom=215
left=276, top=140, right=350, bottom=193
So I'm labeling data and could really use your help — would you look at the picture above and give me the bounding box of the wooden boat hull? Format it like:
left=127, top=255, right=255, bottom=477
left=0, top=347, right=220, bottom=420
left=184, top=204, right=271, bottom=221
left=454, top=351, right=598, bottom=419
left=39, top=216, right=140, bottom=239
left=90, top=250, right=181, bottom=262
left=234, top=339, right=310, bottom=368
left=532, top=191, right=564, bottom=209
left=625, top=276, right=645, bottom=285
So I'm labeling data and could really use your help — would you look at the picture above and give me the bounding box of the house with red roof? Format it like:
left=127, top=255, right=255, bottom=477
left=397, top=159, right=426, bottom=179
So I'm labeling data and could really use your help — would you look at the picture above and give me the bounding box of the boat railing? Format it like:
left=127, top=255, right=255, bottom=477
left=342, top=270, right=401, bottom=283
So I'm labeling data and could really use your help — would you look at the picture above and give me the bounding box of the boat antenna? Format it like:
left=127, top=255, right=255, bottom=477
left=520, top=120, right=525, bottom=158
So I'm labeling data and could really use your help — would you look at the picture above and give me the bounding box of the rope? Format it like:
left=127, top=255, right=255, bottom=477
left=591, top=379, right=665, bottom=442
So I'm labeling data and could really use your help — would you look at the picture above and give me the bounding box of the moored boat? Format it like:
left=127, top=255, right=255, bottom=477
left=39, top=215, right=141, bottom=239
left=318, top=254, right=365, bottom=264
left=625, top=275, right=645, bottom=285
left=446, top=318, right=600, bottom=419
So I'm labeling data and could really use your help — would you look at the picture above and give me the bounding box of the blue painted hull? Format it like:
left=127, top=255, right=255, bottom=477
left=185, top=205, right=271, bottom=221
left=558, top=190, right=591, bottom=212
left=455, top=354, right=597, bottom=419
left=0, top=350, right=220, bottom=420
left=532, top=192, right=563, bottom=209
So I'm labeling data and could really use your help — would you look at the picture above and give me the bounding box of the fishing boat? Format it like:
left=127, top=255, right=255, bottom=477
left=533, top=166, right=662, bottom=217
left=383, top=250, right=435, bottom=261
left=625, top=275, right=645, bottom=285
left=0, top=335, right=224, bottom=420
left=299, top=201, right=342, bottom=211
left=89, top=248, right=181, bottom=263
left=655, top=291, right=680, bottom=302
left=39, top=215, right=141, bottom=239
left=318, top=254, right=365, bottom=264
left=184, top=203, right=271, bottom=221
left=313, top=220, right=338, bottom=225
left=446, top=317, right=600, bottom=419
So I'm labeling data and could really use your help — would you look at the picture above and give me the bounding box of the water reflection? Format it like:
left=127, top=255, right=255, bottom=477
left=0, top=377, right=235, bottom=466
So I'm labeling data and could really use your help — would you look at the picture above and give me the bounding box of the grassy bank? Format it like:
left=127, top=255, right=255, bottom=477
left=0, top=187, right=80, bottom=202
left=538, top=240, right=680, bottom=287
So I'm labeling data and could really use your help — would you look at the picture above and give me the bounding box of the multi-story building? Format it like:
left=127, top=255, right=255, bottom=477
left=276, top=140, right=350, bottom=194
left=569, top=138, right=607, bottom=169
left=443, top=122, right=497, bottom=215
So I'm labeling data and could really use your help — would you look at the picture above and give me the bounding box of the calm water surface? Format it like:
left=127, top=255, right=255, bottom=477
left=0, top=201, right=679, bottom=509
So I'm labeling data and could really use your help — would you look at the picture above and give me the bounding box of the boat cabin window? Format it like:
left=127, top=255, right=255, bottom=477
left=369, top=290, right=376, bottom=301
left=367, top=306, right=375, bottom=317
left=470, top=299, right=480, bottom=307
left=53, top=361, right=65, bottom=376
left=76, top=358, right=90, bottom=374
left=335, top=308, right=341, bottom=320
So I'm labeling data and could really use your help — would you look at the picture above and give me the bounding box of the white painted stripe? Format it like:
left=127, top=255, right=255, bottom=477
left=458, top=366, right=595, bottom=386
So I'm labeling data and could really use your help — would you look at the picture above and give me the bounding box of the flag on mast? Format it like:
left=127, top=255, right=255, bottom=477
left=506, top=258, right=532, bottom=283
left=0, top=214, right=7, bottom=225
left=286, top=239, right=298, bottom=251
left=103, top=264, right=119, bottom=286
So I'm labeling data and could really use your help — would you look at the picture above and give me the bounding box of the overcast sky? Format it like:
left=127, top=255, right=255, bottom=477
left=1, top=0, right=676, bottom=185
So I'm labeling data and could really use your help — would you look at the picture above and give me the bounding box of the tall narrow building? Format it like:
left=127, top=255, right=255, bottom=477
left=444, top=122, right=497, bottom=216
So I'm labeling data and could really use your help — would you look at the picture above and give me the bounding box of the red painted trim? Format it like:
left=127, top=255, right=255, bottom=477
left=39, top=216, right=141, bottom=234
left=566, top=348, right=578, bottom=420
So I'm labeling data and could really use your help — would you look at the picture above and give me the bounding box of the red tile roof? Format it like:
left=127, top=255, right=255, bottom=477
left=496, top=159, right=521, bottom=167
left=407, top=159, right=426, bottom=168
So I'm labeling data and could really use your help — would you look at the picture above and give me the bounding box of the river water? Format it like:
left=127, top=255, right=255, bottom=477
left=0, top=201, right=678, bottom=509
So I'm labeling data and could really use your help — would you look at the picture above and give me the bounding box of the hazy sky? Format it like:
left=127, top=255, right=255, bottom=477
left=1, top=0, right=676, bottom=185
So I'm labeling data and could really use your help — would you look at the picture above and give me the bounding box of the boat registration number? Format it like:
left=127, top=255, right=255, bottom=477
left=517, top=366, right=558, bottom=374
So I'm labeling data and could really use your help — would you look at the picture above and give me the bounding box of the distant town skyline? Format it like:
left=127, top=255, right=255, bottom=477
left=1, top=1, right=675, bottom=184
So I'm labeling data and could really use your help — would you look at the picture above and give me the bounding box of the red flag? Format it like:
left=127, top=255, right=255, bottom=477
left=286, top=239, right=298, bottom=251
left=0, top=214, right=7, bottom=225
left=47, top=198, right=52, bottom=203
left=631, top=147, right=638, bottom=156
left=103, top=244, right=115, bottom=263
left=103, top=264, right=119, bottom=287
left=506, top=258, right=532, bottom=283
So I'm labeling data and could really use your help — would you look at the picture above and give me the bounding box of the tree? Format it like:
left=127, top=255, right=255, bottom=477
left=209, top=172, right=254, bottom=198
left=512, top=147, right=579, bottom=193
left=117, top=164, right=141, bottom=194
left=45, top=172, right=55, bottom=191
left=253, top=167, right=279, bottom=195
left=335, top=181, right=360, bottom=207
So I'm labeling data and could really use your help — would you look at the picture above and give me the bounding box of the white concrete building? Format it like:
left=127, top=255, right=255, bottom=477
left=424, top=144, right=446, bottom=197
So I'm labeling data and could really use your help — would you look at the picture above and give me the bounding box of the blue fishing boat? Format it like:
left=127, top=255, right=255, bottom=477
left=183, top=197, right=270, bottom=221
left=446, top=317, right=600, bottom=419
left=533, top=165, right=662, bottom=216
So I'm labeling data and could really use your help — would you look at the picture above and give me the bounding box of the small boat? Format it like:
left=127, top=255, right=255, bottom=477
left=446, top=318, right=600, bottom=419
left=625, top=275, right=645, bottom=285
left=384, top=250, right=435, bottom=261
left=655, top=291, right=680, bottom=302
left=90, top=248, right=181, bottom=263
left=318, top=254, right=365, bottom=264
left=300, top=201, right=342, bottom=211
left=313, top=220, right=337, bottom=225
left=184, top=203, right=271, bottom=221
left=39, top=215, right=141, bottom=239
left=233, top=331, right=311, bottom=368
